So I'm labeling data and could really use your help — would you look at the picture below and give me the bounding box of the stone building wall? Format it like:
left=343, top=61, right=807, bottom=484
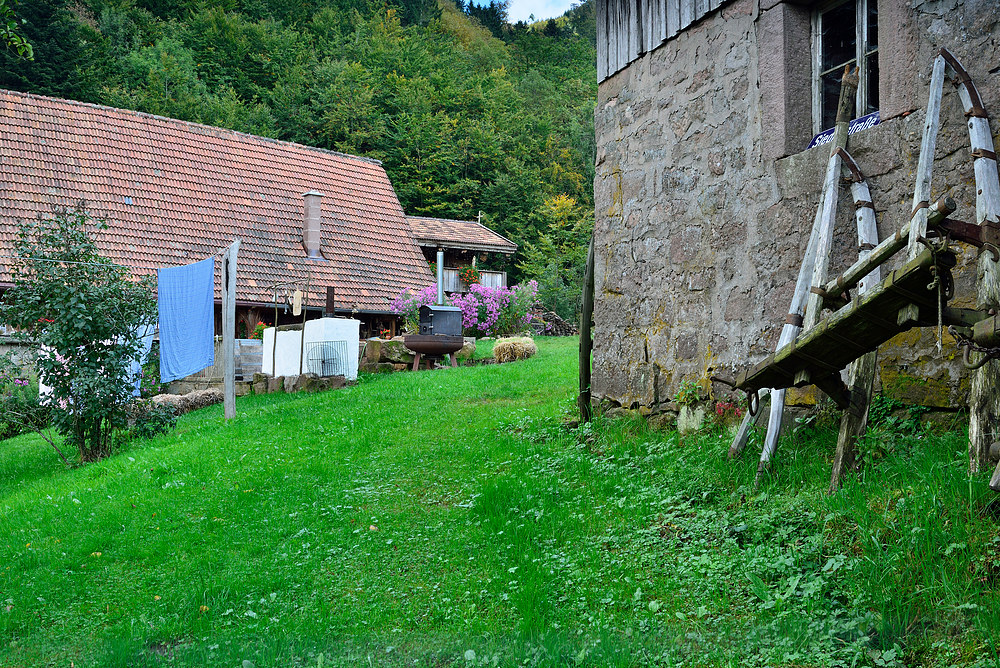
left=593, top=0, right=1000, bottom=411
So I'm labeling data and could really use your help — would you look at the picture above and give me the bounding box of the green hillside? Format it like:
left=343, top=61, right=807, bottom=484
left=1, top=0, right=597, bottom=316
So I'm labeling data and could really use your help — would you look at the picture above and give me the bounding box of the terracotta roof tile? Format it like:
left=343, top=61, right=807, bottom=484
left=406, top=216, right=517, bottom=254
left=0, top=89, right=432, bottom=312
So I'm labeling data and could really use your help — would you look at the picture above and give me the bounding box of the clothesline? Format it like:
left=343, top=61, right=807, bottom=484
left=0, top=244, right=234, bottom=272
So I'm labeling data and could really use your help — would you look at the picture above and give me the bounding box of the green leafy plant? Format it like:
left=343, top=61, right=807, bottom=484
left=0, top=373, right=49, bottom=441
left=0, top=205, right=161, bottom=463
left=458, top=265, right=480, bottom=285
left=674, top=379, right=702, bottom=407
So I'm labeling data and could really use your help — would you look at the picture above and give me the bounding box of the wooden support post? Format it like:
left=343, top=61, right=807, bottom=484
left=756, top=68, right=856, bottom=482
left=939, top=48, right=1000, bottom=476
left=729, top=388, right=769, bottom=458
left=831, top=164, right=882, bottom=493
left=222, top=239, right=240, bottom=421
left=794, top=66, right=858, bottom=385
left=830, top=351, right=877, bottom=492
left=899, top=54, right=945, bottom=326
left=578, top=237, right=595, bottom=422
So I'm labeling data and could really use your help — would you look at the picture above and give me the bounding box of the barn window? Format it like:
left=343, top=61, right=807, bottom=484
left=812, top=0, right=878, bottom=133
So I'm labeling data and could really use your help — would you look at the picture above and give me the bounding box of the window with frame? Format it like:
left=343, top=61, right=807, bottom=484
left=812, top=0, right=878, bottom=134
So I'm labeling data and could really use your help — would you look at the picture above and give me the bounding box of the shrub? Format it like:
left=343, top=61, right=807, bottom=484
left=0, top=375, right=50, bottom=441
left=391, top=281, right=539, bottom=338
left=0, top=206, right=162, bottom=463
left=390, top=284, right=440, bottom=333
left=450, top=281, right=538, bottom=337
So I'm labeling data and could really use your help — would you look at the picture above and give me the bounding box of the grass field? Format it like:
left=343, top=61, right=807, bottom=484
left=1, top=337, right=999, bottom=667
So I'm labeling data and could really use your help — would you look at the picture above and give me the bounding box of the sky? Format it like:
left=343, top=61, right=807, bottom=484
left=506, top=0, right=577, bottom=23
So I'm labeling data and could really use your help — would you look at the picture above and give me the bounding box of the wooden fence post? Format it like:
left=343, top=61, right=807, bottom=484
left=222, top=239, right=240, bottom=421
left=579, top=237, right=596, bottom=422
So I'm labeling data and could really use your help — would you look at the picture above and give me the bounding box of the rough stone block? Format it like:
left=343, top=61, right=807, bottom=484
left=456, top=338, right=476, bottom=360
left=235, top=382, right=251, bottom=397
left=252, top=380, right=267, bottom=395
left=364, top=339, right=382, bottom=362
left=267, top=376, right=284, bottom=393
left=380, top=340, right=415, bottom=364
left=253, top=372, right=269, bottom=384
left=292, top=373, right=323, bottom=393
left=284, top=375, right=299, bottom=392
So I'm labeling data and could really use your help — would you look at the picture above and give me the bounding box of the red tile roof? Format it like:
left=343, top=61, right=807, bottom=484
left=0, top=89, right=432, bottom=313
left=406, top=216, right=517, bottom=254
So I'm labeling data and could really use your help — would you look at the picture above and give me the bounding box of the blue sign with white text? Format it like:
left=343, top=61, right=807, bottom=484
left=807, top=111, right=881, bottom=149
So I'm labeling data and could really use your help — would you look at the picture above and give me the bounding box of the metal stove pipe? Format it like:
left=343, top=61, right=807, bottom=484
left=436, top=247, right=444, bottom=305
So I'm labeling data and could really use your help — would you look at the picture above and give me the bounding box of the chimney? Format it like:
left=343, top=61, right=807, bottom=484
left=302, top=190, right=325, bottom=259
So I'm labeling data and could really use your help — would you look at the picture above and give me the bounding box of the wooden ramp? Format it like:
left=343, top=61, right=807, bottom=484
left=734, top=247, right=956, bottom=398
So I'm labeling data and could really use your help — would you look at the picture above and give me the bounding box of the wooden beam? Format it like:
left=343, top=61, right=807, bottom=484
left=820, top=197, right=954, bottom=301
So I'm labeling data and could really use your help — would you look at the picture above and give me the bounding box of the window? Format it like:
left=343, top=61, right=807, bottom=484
left=812, top=0, right=878, bottom=133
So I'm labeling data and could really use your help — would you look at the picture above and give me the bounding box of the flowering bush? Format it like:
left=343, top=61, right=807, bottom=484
left=0, top=206, right=159, bottom=463
left=391, top=281, right=538, bottom=338
left=449, top=281, right=538, bottom=337
left=390, top=284, right=441, bottom=333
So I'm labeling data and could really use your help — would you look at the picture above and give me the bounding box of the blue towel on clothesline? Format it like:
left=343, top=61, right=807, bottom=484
left=158, top=257, right=215, bottom=383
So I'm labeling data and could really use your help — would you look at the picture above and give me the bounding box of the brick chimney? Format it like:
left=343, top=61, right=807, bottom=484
left=302, top=190, right=325, bottom=259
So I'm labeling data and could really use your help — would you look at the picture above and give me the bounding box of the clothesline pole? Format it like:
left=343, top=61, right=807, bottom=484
left=222, top=239, right=240, bottom=421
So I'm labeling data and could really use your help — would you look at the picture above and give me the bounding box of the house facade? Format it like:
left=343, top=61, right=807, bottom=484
left=406, top=215, right=517, bottom=293
left=0, top=89, right=433, bottom=338
left=593, top=0, right=999, bottom=411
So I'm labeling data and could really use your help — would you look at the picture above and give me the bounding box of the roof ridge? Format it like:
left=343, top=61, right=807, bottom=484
left=406, top=215, right=474, bottom=224
left=0, top=87, right=384, bottom=167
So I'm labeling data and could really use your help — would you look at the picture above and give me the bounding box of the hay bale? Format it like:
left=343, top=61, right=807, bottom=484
left=153, top=388, right=223, bottom=415
left=493, top=337, right=538, bottom=363
left=151, top=393, right=189, bottom=414
left=187, top=388, right=224, bottom=410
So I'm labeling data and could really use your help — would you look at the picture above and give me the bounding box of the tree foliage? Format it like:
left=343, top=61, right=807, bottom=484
left=0, top=207, right=160, bottom=462
left=3, top=0, right=598, bottom=314
left=0, top=0, right=33, bottom=58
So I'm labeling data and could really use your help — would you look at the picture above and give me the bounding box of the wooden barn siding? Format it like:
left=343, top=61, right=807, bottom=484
left=597, top=0, right=731, bottom=82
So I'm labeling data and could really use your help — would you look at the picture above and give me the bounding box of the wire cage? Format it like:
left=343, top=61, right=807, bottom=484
left=304, top=340, right=350, bottom=377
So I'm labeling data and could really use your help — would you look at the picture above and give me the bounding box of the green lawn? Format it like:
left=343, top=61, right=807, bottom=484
left=1, top=337, right=998, bottom=667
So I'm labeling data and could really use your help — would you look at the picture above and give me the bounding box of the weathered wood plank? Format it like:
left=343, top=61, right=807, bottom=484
left=906, top=55, right=946, bottom=261
left=642, top=0, right=653, bottom=54
left=666, top=0, right=680, bottom=39
left=606, top=0, right=619, bottom=78
left=617, top=0, right=629, bottom=75
left=597, top=0, right=608, bottom=81
left=679, top=0, right=694, bottom=30
left=628, top=0, right=642, bottom=61
left=830, top=350, right=877, bottom=492
left=737, top=248, right=953, bottom=396
left=756, top=70, right=857, bottom=478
